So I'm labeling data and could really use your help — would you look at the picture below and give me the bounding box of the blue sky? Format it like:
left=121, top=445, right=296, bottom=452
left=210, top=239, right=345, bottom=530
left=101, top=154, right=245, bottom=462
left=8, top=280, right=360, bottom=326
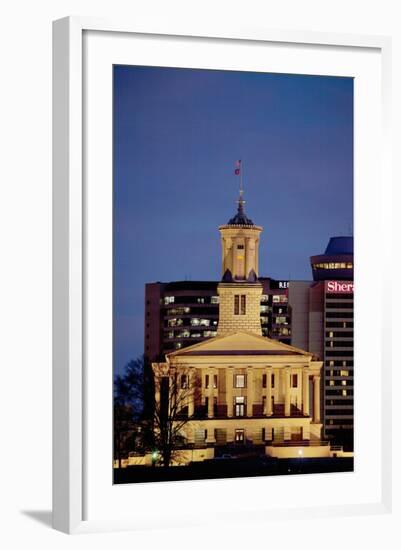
left=113, top=65, right=353, bottom=373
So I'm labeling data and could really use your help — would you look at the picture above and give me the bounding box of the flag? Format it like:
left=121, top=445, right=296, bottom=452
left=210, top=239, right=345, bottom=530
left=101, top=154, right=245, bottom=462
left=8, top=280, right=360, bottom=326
left=234, top=160, right=241, bottom=175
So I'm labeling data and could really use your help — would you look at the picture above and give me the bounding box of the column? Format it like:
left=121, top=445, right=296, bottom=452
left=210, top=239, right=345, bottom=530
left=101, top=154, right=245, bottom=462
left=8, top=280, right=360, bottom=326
left=313, top=375, right=321, bottom=423
left=255, top=239, right=259, bottom=275
left=208, top=369, right=214, bottom=419
left=188, top=370, right=194, bottom=417
left=284, top=368, right=291, bottom=417
left=247, top=367, right=253, bottom=417
left=184, top=423, right=194, bottom=444
left=266, top=367, right=272, bottom=416
left=226, top=368, right=233, bottom=417
left=302, top=368, right=310, bottom=416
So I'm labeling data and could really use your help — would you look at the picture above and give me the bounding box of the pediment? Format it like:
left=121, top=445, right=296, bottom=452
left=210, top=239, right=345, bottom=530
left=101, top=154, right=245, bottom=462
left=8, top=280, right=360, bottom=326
left=167, top=331, right=312, bottom=358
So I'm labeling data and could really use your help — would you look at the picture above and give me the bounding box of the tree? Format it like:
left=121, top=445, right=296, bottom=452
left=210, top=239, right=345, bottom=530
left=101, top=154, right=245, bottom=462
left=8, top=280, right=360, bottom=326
left=152, top=364, right=201, bottom=467
left=113, top=356, right=148, bottom=468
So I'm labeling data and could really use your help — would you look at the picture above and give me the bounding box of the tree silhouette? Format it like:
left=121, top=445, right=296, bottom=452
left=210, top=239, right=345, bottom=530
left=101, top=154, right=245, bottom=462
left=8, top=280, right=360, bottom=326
left=113, top=356, right=148, bottom=467
left=153, top=365, right=201, bottom=467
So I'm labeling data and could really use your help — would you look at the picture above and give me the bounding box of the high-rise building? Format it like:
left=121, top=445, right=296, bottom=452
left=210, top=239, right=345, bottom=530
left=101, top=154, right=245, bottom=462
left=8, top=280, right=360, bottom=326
left=289, top=237, right=354, bottom=449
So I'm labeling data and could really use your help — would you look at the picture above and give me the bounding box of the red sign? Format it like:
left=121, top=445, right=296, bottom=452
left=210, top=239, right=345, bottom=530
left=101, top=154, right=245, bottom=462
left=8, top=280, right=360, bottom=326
left=325, top=280, right=354, bottom=293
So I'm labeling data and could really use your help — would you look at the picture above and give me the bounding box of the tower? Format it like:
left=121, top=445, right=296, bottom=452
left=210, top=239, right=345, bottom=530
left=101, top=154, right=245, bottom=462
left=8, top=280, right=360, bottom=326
left=217, top=185, right=263, bottom=336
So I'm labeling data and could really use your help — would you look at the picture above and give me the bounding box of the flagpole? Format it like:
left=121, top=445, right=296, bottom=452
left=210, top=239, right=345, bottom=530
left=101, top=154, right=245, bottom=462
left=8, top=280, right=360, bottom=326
left=240, top=160, right=243, bottom=198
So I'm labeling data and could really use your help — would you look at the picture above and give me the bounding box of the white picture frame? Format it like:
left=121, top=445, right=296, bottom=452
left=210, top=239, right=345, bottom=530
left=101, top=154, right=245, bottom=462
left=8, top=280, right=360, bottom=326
left=52, top=16, right=392, bottom=534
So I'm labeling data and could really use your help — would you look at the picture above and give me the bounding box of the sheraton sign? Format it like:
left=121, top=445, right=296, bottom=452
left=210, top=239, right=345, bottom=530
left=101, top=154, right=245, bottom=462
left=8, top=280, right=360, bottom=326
left=325, top=280, right=354, bottom=293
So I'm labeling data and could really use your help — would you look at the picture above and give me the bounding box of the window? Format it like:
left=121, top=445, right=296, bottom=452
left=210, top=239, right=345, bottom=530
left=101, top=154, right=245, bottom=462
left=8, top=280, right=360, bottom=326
left=211, top=296, right=219, bottom=304
left=235, top=374, right=245, bottom=388
left=213, top=374, right=218, bottom=389
left=205, top=375, right=209, bottom=389
left=181, top=375, right=188, bottom=389
left=191, top=318, right=200, bottom=326
left=329, top=380, right=335, bottom=386
left=340, top=370, right=349, bottom=377
left=275, top=316, right=288, bottom=325
left=234, top=295, right=246, bottom=315
left=197, top=297, right=205, bottom=304
left=167, top=307, right=190, bottom=315
left=237, top=244, right=244, bottom=249
left=164, top=296, right=175, bottom=304
left=261, top=294, right=269, bottom=303
left=271, top=374, right=275, bottom=388
left=291, top=374, right=298, bottom=388
left=342, top=389, right=348, bottom=396
left=341, top=380, right=347, bottom=386
left=200, top=319, right=210, bottom=326
left=260, top=305, right=269, bottom=313
left=235, top=397, right=245, bottom=417
left=235, top=429, right=245, bottom=442
left=262, top=374, right=267, bottom=388
left=273, top=295, right=288, bottom=303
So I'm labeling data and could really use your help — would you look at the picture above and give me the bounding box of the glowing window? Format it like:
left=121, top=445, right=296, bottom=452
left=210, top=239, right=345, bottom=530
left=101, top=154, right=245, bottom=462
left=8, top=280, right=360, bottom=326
left=235, top=374, right=245, bottom=388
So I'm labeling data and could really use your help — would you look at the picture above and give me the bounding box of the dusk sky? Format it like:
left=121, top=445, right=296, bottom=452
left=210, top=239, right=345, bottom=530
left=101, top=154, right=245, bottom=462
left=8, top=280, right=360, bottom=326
left=113, top=65, right=353, bottom=374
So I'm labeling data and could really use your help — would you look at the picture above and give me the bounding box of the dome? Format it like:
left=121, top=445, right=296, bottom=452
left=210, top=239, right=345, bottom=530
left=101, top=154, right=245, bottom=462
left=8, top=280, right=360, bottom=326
left=227, top=198, right=254, bottom=226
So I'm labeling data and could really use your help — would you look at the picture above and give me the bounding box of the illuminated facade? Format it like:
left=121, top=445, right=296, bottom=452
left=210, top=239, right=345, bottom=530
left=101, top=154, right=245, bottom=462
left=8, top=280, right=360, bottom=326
left=152, top=192, right=330, bottom=459
left=289, top=237, right=354, bottom=449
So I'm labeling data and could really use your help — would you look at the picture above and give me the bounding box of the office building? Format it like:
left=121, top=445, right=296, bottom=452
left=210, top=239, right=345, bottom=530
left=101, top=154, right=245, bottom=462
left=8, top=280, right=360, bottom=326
left=289, top=237, right=354, bottom=448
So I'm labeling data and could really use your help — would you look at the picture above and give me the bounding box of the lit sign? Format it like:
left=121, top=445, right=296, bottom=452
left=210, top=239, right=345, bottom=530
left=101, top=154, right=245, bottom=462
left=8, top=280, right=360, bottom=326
left=270, top=280, right=289, bottom=290
left=326, top=281, right=354, bottom=293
